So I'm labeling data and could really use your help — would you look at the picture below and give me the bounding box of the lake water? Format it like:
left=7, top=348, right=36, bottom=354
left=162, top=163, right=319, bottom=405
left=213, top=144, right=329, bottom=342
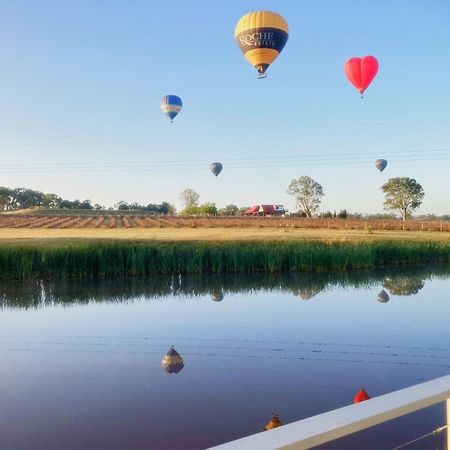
left=0, top=266, right=449, bottom=449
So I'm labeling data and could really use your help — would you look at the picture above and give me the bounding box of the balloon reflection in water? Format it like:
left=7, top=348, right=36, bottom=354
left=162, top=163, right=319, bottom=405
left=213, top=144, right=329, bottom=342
left=210, top=289, right=224, bottom=302
left=161, top=347, right=184, bottom=374
left=353, top=388, right=371, bottom=403
left=264, top=413, right=282, bottom=431
left=377, top=289, right=390, bottom=303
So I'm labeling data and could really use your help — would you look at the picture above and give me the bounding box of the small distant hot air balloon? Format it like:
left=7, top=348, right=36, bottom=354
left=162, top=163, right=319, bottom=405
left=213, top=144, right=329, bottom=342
left=160, top=95, right=183, bottom=122
left=377, top=289, right=390, bottom=303
left=264, top=414, right=282, bottom=431
left=209, top=162, right=223, bottom=177
left=210, top=289, right=224, bottom=302
left=344, top=56, right=379, bottom=97
left=161, top=347, right=184, bottom=374
left=235, top=11, right=289, bottom=78
left=375, top=159, right=388, bottom=172
left=353, top=388, right=370, bottom=403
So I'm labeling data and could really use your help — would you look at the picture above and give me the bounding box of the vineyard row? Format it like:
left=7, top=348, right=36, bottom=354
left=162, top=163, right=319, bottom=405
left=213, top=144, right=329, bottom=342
left=0, top=215, right=449, bottom=231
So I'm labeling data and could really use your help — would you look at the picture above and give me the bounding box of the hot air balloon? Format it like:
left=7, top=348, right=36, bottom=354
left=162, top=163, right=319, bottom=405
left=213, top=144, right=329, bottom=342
left=264, top=414, right=282, bottom=431
left=377, top=289, right=390, bottom=303
left=210, top=289, right=224, bottom=302
left=160, top=95, right=182, bottom=122
left=353, top=388, right=370, bottom=403
left=235, top=11, right=289, bottom=78
left=161, top=347, right=184, bottom=374
left=209, top=162, right=223, bottom=177
left=375, top=159, right=388, bottom=172
left=344, top=56, right=379, bottom=96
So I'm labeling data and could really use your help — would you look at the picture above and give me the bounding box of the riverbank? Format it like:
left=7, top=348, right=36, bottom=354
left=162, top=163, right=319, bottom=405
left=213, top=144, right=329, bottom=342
left=1, top=239, right=450, bottom=280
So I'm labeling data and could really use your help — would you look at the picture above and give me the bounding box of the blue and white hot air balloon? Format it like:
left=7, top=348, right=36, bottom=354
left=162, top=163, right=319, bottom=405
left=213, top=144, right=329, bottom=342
left=160, top=95, right=183, bottom=122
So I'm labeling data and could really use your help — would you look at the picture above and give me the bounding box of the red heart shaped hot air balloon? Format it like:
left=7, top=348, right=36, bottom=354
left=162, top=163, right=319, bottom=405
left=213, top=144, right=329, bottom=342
left=353, top=388, right=370, bottom=403
left=344, top=56, right=379, bottom=96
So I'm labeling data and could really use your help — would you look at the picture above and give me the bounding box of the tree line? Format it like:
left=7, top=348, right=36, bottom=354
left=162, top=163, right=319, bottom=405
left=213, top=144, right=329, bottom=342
left=0, top=187, right=176, bottom=214
left=1, top=177, right=447, bottom=221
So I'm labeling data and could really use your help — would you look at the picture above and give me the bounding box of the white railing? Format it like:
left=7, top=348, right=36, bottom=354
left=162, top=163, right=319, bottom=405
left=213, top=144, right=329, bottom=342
left=209, top=374, right=450, bottom=450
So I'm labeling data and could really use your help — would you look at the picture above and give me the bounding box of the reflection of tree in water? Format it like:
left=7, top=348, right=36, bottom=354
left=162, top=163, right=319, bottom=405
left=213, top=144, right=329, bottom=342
left=289, top=273, right=327, bottom=300
left=0, top=265, right=448, bottom=309
left=382, top=276, right=425, bottom=296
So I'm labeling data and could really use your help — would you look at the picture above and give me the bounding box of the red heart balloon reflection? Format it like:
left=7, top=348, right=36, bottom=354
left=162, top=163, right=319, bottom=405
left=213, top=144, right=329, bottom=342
left=344, top=56, right=379, bottom=95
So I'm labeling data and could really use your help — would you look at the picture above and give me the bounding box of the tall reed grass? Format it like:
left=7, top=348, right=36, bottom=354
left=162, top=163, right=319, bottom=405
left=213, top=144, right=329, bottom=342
left=0, top=240, right=450, bottom=280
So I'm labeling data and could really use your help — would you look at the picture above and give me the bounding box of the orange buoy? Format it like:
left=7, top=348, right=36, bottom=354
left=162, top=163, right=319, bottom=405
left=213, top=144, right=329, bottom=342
left=353, top=388, right=370, bottom=403
left=264, top=413, right=282, bottom=431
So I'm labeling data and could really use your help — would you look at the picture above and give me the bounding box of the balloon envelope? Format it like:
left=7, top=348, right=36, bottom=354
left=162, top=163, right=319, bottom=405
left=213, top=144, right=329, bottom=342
left=344, top=56, right=379, bottom=94
left=264, top=414, right=282, bottom=431
left=161, top=347, right=184, bottom=374
left=377, top=289, right=389, bottom=303
left=160, top=95, right=182, bottom=122
left=209, top=162, right=223, bottom=177
left=235, top=11, right=289, bottom=77
left=375, top=159, right=388, bottom=172
left=210, top=289, right=224, bottom=302
left=353, top=388, right=371, bottom=403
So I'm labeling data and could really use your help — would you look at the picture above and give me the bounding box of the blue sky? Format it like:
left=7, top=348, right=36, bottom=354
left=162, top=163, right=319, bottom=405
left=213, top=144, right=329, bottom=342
left=0, top=0, right=449, bottom=214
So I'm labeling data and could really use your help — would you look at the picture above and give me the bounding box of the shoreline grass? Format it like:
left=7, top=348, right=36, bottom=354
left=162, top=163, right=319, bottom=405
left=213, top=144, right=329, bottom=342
left=1, top=240, right=450, bottom=280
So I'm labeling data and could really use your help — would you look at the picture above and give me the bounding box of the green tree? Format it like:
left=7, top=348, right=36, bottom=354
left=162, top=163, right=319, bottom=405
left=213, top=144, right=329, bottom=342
left=179, top=205, right=200, bottom=216
left=199, top=202, right=217, bottom=215
left=115, top=201, right=130, bottom=211
left=42, top=193, right=62, bottom=208
left=159, top=202, right=176, bottom=215
left=0, top=187, right=13, bottom=210
left=179, top=188, right=200, bottom=209
left=286, top=176, right=324, bottom=217
left=219, top=204, right=239, bottom=216
left=12, top=188, right=44, bottom=209
left=381, top=177, right=424, bottom=221
left=78, top=199, right=93, bottom=210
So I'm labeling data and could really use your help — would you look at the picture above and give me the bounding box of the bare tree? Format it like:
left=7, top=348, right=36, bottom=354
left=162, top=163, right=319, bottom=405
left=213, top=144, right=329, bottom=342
left=287, top=176, right=324, bottom=217
left=179, top=188, right=200, bottom=209
left=381, top=177, right=424, bottom=221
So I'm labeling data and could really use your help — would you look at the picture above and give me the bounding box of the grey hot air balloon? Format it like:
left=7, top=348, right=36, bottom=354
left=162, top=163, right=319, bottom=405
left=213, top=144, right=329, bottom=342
left=210, top=289, right=224, bottom=302
left=161, top=347, right=184, bottom=374
left=209, top=162, right=223, bottom=177
left=377, top=289, right=390, bottom=303
left=375, top=159, right=388, bottom=172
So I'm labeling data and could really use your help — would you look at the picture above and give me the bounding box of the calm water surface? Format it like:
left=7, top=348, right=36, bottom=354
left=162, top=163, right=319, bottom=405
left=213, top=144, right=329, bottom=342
left=0, top=267, right=449, bottom=450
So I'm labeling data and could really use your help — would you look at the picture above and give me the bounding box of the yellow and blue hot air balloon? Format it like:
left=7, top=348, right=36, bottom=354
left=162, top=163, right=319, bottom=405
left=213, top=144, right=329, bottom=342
left=161, top=346, right=184, bottom=374
left=160, top=95, right=183, bottom=122
left=234, top=11, right=289, bottom=78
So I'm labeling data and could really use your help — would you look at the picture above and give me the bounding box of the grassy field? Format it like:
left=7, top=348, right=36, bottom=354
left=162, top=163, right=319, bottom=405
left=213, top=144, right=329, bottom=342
left=0, top=227, right=449, bottom=244
left=1, top=239, right=450, bottom=280
left=1, top=216, right=449, bottom=280
left=1, top=213, right=449, bottom=233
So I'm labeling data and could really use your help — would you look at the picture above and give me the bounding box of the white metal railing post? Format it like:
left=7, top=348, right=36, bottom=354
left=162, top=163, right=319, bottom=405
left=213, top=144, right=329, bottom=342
left=447, top=397, right=449, bottom=450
